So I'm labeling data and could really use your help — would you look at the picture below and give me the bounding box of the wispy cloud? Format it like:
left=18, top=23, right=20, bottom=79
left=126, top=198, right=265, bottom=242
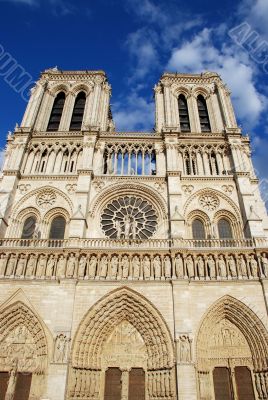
left=0, top=0, right=76, bottom=15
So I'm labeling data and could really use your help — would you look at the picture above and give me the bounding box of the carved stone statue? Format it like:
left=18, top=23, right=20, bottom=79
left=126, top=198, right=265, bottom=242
left=110, top=255, right=118, bottom=279
left=78, top=256, right=87, bottom=279
left=25, top=254, right=37, bottom=277
left=238, top=255, right=247, bottom=278
left=261, top=253, right=268, bottom=277
left=131, top=219, right=138, bottom=240
left=54, top=333, right=69, bottom=363
left=143, top=256, right=151, bottom=279
left=88, top=255, right=97, bottom=279
left=218, top=255, right=227, bottom=278
left=249, top=255, right=258, bottom=278
left=179, top=335, right=191, bottom=363
left=121, top=255, right=129, bottom=279
left=15, top=255, right=26, bottom=278
left=6, top=255, right=17, bottom=277
left=186, top=255, right=194, bottom=279
left=114, top=220, right=122, bottom=240
left=175, top=254, right=184, bottom=279
left=99, top=256, right=108, bottom=279
left=207, top=255, right=216, bottom=279
left=0, top=254, right=7, bottom=277
left=66, top=253, right=76, bottom=278
left=228, top=255, right=237, bottom=277
left=57, top=255, right=66, bottom=278
left=164, top=256, right=171, bottom=279
left=197, top=256, right=205, bottom=279
left=123, top=215, right=131, bottom=239
left=36, top=255, right=46, bottom=278
left=153, top=256, right=161, bottom=279
left=46, top=255, right=55, bottom=278
left=132, top=256, right=140, bottom=279
left=5, top=358, right=18, bottom=400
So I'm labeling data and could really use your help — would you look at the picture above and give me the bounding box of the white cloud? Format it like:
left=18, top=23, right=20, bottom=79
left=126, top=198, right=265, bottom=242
left=238, top=0, right=268, bottom=35
left=0, top=0, right=75, bottom=14
left=113, top=91, right=154, bottom=131
left=167, top=28, right=265, bottom=127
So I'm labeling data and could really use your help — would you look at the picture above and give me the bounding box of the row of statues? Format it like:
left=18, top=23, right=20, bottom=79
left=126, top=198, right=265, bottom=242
left=147, top=369, right=175, bottom=398
left=0, top=252, right=267, bottom=280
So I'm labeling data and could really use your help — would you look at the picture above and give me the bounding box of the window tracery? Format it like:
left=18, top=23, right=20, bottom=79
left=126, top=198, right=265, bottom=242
left=103, top=143, right=156, bottom=176
left=101, top=196, right=158, bottom=240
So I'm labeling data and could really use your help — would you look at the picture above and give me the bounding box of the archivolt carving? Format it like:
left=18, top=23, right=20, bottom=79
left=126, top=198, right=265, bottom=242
left=71, top=287, right=175, bottom=370
left=0, top=300, right=49, bottom=373
left=196, top=295, right=268, bottom=371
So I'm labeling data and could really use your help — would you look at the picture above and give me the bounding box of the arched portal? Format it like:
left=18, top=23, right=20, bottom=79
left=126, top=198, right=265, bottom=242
left=68, top=287, right=176, bottom=400
left=196, top=296, right=268, bottom=400
left=0, top=300, right=49, bottom=400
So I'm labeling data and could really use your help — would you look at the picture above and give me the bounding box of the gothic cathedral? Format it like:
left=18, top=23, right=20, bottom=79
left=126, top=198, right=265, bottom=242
left=0, top=68, right=267, bottom=400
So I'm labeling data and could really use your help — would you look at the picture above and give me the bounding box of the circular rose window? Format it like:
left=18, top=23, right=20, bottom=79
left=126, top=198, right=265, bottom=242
left=101, top=196, right=158, bottom=240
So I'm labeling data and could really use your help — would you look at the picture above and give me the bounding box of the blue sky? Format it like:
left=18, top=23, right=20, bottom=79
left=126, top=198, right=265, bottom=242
left=0, top=0, right=268, bottom=204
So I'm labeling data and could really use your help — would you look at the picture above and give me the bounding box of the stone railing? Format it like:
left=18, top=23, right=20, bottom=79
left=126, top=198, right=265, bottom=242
left=0, top=237, right=267, bottom=250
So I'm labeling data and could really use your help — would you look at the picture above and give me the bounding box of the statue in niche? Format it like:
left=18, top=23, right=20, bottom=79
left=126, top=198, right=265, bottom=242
left=0, top=254, right=7, bottom=277
left=121, top=255, right=129, bottom=279
left=57, top=255, right=66, bottom=278
left=66, top=253, right=76, bottom=278
left=153, top=255, right=161, bottom=279
left=207, top=255, right=216, bottom=278
left=197, top=256, right=205, bottom=278
left=99, top=256, right=108, bottom=279
left=164, top=256, right=171, bottom=279
left=6, top=255, right=17, bottom=277
left=131, top=219, right=138, bottom=240
left=261, top=253, right=268, bottom=277
left=179, top=335, right=191, bottom=363
left=186, top=255, right=194, bottom=279
left=132, top=255, right=140, bottom=279
left=15, top=255, right=26, bottom=278
left=54, top=333, right=69, bottom=364
left=143, top=255, right=151, bottom=279
left=46, top=255, right=55, bottom=278
left=228, top=255, right=237, bottom=277
left=5, top=358, right=18, bottom=400
left=238, top=254, right=247, bottom=278
left=107, top=154, right=114, bottom=174
left=88, top=255, right=97, bottom=279
left=110, top=255, right=118, bottom=278
left=218, top=254, right=227, bottom=278
left=78, top=256, right=87, bottom=279
left=175, top=254, right=184, bottom=279
left=249, top=254, right=258, bottom=278
left=25, top=254, right=37, bottom=277
left=114, top=220, right=122, bottom=239
left=36, top=255, right=46, bottom=278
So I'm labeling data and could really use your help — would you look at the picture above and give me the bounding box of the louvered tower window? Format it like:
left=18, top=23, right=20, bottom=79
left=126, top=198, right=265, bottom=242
left=70, top=91, right=86, bottom=131
left=197, top=95, right=211, bottom=132
left=218, top=218, right=233, bottom=239
left=192, top=219, right=206, bottom=239
left=47, top=92, right=65, bottom=131
left=178, top=94, right=190, bottom=132
left=49, top=216, right=66, bottom=239
left=21, top=216, right=37, bottom=239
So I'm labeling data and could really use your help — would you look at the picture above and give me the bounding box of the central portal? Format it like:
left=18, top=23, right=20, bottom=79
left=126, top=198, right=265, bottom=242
left=102, top=321, right=146, bottom=400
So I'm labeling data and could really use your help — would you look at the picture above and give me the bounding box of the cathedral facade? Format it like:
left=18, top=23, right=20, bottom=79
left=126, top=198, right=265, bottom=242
left=0, top=68, right=267, bottom=400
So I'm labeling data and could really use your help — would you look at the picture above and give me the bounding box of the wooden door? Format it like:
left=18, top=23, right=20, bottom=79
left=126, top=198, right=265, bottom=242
left=213, top=367, right=233, bottom=400
left=235, top=367, right=255, bottom=400
left=128, top=368, right=145, bottom=400
left=14, top=373, right=32, bottom=400
left=104, top=368, right=122, bottom=400
left=0, top=372, right=9, bottom=400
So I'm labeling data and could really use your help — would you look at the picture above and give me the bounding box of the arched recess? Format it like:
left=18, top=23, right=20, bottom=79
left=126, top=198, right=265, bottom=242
left=68, top=287, right=176, bottom=400
left=0, top=294, right=52, bottom=399
left=196, top=295, right=268, bottom=400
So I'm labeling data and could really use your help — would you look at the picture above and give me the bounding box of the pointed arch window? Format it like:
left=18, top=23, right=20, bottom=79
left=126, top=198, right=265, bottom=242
left=178, top=94, right=190, bottom=132
left=47, top=92, right=65, bottom=131
left=192, top=219, right=206, bottom=239
left=197, top=95, right=211, bottom=132
left=21, top=216, right=37, bottom=239
left=49, top=216, right=66, bottom=239
left=218, top=218, right=233, bottom=239
left=70, top=91, right=86, bottom=131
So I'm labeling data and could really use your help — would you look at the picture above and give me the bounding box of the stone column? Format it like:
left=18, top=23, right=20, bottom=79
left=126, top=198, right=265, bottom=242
left=121, top=369, right=129, bottom=400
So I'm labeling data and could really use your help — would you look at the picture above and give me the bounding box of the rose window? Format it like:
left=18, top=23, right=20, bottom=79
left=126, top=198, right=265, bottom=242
left=101, top=196, right=158, bottom=239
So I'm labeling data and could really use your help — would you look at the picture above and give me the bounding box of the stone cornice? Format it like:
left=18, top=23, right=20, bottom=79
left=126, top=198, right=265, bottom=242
left=20, top=174, right=78, bottom=181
